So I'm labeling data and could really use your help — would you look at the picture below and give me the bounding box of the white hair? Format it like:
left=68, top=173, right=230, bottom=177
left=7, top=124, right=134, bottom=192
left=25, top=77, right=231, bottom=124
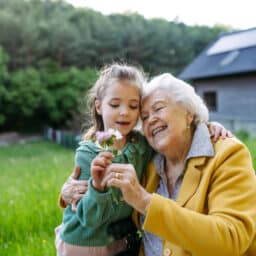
left=142, top=73, right=209, bottom=124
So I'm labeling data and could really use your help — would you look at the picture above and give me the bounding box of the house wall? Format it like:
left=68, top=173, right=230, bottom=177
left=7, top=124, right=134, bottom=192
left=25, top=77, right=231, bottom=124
left=193, top=74, right=256, bottom=134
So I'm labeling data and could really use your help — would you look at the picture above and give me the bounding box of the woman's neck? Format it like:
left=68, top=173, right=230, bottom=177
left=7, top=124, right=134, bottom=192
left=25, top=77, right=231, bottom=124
left=166, top=140, right=191, bottom=166
left=165, top=126, right=194, bottom=164
left=165, top=159, right=184, bottom=177
left=163, top=128, right=194, bottom=194
left=164, top=159, right=185, bottom=196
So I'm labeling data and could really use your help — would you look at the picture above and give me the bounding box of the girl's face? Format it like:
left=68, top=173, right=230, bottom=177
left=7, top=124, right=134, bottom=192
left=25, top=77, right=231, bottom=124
left=95, top=80, right=140, bottom=137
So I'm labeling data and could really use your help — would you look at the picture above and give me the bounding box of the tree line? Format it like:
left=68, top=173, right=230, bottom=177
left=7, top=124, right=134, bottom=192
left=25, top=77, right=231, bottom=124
left=0, top=0, right=229, bottom=131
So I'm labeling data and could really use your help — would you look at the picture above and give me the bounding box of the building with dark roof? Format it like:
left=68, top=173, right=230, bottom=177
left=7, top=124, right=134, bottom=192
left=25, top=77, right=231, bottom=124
left=179, top=27, right=256, bottom=134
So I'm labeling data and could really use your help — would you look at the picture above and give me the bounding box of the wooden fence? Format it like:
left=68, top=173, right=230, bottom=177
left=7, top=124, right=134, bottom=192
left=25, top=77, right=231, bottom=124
left=44, top=127, right=81, bottom=149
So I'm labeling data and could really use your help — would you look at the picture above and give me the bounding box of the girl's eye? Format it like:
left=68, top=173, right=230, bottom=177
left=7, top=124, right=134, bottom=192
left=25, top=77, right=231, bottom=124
left=110, top=104, right=119, bottom=108
left=130, top=105, right=139, bottom=110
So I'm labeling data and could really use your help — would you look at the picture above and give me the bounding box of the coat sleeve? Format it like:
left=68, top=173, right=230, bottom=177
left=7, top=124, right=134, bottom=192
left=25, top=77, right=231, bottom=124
left=75, top=179, right=117, bottom=227
left=142, top=139, right=256, bottom=256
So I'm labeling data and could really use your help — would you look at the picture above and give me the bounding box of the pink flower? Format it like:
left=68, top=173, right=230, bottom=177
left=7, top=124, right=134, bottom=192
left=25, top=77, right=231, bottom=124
left=94, top=129, right=123, bottom=204
left=95, top=131, right=112, bottom=144
left=95, top=129, right=123, bottom=152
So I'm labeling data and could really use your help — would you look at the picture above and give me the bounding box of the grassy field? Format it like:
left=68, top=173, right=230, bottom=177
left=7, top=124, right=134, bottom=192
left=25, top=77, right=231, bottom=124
left=244, top=138, right=256, bottom=167
left=0, top=141, right=74, bottom=256
left=0, top=138, right=255, bottom=255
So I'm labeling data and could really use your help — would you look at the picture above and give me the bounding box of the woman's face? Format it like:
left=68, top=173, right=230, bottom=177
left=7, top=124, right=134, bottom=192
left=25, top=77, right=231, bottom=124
left=141, top=89, right=191, bottom=155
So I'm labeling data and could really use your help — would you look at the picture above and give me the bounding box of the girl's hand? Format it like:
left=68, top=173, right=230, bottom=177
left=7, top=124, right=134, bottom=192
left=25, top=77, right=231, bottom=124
left=208, top=121, right=233, bottom=142
left=91, top=151, right=114, bottom=191
left=60, top=166, right=88, bottom=211
left=102, top=163, right=152, bottom=215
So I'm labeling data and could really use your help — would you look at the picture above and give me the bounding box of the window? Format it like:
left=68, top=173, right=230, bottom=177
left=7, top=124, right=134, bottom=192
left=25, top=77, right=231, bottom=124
left=203, top=91, right=217, bottom=111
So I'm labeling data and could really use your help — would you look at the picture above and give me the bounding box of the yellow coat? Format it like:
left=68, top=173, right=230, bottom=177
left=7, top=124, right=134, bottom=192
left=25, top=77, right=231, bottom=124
left=135, top=137, right=256, bottom=256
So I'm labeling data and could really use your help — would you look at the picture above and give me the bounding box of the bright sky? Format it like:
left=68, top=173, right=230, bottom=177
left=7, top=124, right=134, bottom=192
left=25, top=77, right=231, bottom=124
left=65, top=0, right=255, bottom=30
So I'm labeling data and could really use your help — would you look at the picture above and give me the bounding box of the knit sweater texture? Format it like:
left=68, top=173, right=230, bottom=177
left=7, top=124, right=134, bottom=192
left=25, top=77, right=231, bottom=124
left=60, top=131, right=153, bottom=246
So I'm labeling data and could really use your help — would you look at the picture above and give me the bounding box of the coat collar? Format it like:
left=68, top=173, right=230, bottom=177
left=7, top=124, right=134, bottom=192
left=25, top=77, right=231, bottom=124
left=176, top=124, right=215, bottom=206
left=186, top=123, right=214, bottom=160
left=176, top=157, right=206, bottom=206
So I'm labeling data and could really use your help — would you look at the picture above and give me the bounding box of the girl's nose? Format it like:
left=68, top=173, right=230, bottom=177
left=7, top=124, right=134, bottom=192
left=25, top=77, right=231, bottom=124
left=120, top=106, right=129, bottom=115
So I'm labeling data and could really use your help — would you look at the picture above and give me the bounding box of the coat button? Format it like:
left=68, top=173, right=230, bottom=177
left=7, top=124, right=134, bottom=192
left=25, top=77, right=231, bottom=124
left=163, top=248, right=172, bottom=256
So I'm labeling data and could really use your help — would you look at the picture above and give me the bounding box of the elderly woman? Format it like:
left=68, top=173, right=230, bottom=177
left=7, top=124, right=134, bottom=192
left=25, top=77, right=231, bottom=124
left=59, top=73, right=256, bottom=256
left=98, top=73, right=256, bottom=256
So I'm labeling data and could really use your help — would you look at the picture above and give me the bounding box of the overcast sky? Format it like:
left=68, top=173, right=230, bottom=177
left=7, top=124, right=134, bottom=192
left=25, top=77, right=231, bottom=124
left=65, top=0, right=255, bottom=30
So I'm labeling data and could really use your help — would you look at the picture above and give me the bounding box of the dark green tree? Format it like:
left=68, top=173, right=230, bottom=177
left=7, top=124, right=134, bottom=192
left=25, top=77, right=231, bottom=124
left=0, top=0, right=228, bottom=131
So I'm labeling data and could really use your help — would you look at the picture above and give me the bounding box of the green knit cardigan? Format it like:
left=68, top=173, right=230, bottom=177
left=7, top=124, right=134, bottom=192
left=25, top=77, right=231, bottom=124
left=60, top=131, right=153, bottom=246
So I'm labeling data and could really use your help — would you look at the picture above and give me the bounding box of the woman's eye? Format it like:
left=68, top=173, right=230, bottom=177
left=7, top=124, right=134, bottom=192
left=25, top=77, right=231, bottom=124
left=130, top=105, right=139, bottom=110
left=155, top=106, right=164, bottom=111
left=141, top=115, right=148, bottom=121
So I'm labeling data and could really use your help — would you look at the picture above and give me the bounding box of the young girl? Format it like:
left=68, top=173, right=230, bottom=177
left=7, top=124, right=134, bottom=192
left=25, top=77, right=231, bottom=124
left=56, top=63, right=154, bottom=256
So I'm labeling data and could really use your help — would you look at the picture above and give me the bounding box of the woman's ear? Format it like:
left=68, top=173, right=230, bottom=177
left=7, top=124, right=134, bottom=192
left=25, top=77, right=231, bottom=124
left=187, top=111, right=194, bottom=126
left=95, top=100, right=102, bottom=115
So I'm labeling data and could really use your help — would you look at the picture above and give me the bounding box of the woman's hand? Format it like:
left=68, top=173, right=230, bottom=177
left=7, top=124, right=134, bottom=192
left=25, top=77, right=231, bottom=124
left=61, top=166, right=88, bottom=211
left=208, top=121, right=233, bottom=142
left=101, top=163, right=152, bottom=215
left=90, top=151, right=114, bottom=191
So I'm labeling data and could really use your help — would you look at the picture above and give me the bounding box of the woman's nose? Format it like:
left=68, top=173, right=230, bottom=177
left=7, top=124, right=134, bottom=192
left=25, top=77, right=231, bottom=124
left=148, top=115, right=157, bottom=124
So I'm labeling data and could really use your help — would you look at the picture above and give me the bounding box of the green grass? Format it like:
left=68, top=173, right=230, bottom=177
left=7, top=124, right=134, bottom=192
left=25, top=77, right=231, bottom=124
left=243, top=137, right=256, bottom=169
left=0, top=140, right=74, bottom=256
left=0, top=138, right=255, bottom=256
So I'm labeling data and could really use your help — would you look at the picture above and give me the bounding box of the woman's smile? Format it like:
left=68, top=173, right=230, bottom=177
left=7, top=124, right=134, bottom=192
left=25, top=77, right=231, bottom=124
left=151, top=125, right=167, bottom=137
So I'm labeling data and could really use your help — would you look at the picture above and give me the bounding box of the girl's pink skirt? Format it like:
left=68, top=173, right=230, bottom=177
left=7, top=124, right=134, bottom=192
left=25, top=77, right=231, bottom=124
left=55, top=225, right=127, bottom=256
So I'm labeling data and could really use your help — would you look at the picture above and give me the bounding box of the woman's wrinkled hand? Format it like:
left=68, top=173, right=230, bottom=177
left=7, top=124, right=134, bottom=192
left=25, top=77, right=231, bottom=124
left=101, top=163, right=151, bottom=215
left=208, top=121, right=233, bottom=142
left=61, top=166, right=88, bottom=211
